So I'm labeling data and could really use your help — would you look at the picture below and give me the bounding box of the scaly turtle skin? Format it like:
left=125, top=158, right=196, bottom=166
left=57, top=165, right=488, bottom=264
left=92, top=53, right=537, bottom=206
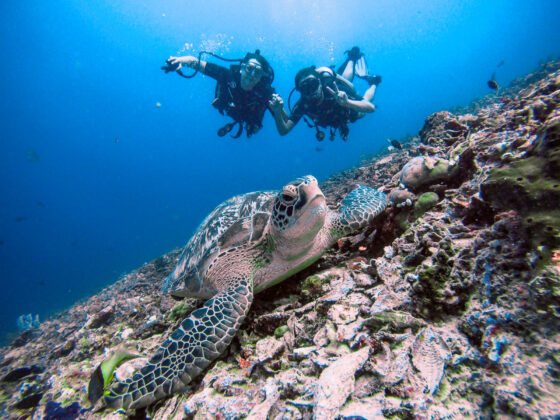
left=101, top=175, right=387, bottom=410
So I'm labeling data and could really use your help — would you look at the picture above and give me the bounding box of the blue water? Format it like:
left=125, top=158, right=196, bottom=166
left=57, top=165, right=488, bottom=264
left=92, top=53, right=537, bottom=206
left=1, top=0, right=559, bottom=344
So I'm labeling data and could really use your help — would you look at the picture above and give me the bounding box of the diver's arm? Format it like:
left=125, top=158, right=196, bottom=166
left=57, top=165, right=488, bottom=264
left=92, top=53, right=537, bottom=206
left=273, top=110, right=296, bottom=136
left=343, top=97, right=375, bottom=113
left=326, top=86, right=375, bottom=113
left=269, top=94, right=296, bottom=135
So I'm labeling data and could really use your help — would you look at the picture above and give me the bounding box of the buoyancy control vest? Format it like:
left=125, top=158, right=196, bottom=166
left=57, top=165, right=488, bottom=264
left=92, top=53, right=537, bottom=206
left=212, top=64, right=275, bottom=138
left=291, top=67, right=362, bottom=141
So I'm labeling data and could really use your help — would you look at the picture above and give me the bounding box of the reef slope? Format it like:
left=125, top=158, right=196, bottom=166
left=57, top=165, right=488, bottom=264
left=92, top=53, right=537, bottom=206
left=1, top=60, right=560, bottom=419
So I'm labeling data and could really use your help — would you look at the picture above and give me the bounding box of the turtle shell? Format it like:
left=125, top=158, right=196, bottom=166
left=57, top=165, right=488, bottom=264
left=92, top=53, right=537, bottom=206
left=163, top=190, right=276, bottom=297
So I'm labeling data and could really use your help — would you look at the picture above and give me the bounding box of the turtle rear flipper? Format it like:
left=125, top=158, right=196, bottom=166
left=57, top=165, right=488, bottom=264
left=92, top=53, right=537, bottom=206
left=105, top=275, right=254, bottom=411
left=332, top=185, right=388, bottom=237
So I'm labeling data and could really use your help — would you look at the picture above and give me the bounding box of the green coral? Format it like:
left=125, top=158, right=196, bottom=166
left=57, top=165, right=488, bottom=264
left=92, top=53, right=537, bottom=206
left=435, top=377, right=450, bottom=400
left=552, top=350, right=560, bottom=365
left=78, top=337, right=91, bottom=351
left=450, top=141, right=468, bottom=161
left=483, top=152, right=560, bottom=260
left=415, top=257, right=453, bottom=319
left=365, top=310, right=425, bottom=332
left=394, top=209, right=412, bottom=232
left=168, top=300, right=196, bottom=323
left=274, top=325, right=289, bottom=338
left=301, top=274, right=323, bottom=299
left=486, top=156, right=560, bottom=208
left=414, top=192, right=440, bottom=217
left=528, top=267, right=560, bottom=319
left=0, top=389, right=8, bottom=404
left=523, top=210, right=560, bottom=253
left=430, top=160, right=454, bottom=179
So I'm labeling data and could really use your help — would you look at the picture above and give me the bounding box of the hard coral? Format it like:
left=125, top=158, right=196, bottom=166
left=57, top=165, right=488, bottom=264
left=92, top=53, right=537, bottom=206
left=400, top=156, right=458, bottom=191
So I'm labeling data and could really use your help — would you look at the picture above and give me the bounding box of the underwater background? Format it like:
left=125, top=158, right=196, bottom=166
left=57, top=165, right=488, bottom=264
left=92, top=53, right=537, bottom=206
left=0, top=0, right=559, bottom=345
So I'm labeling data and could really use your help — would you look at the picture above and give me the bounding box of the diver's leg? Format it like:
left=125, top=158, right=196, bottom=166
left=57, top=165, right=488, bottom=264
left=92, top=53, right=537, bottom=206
left=363, top=84, right=377, bottom=104
left=352, top=84, right=377, bottom=121
left=341, top=60, right=355, bottom=82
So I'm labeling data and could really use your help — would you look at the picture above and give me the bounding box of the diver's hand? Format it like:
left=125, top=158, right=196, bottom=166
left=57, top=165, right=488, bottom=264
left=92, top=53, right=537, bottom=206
left=269, top=94, right=285, bottom=114
left=335, top=90, right=349, bottom=106
left=326, top=84, right=349, bottom=107
left=167, top=56, right=199, bottom=71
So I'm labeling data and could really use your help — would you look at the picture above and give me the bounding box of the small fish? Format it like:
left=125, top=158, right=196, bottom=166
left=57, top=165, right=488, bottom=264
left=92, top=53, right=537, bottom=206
left=155, top=102, right=162, bottom=108
left=115, top=138, right=119, bottom=143
left=315, top=147, right=325, bottom=152
left=24, top=149, right=41, bottom=162
left=71, top=241, right=77, bottom=247
left=390, top=139, right=403, bottom=150
left=0, top=240, right=4, bottom=246
left=488, top=70, right=499, bottom=90
left=36, top=201, right=45, bottom=207
left=88, top=349, right=140, bottom=404
left=38, top=280, right=45, bottom=286
left=14, top=217, right=27, bottom=223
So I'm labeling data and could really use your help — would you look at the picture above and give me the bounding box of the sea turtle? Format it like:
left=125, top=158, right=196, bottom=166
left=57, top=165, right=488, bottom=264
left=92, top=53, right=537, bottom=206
left=95, top=175, right=387, bottom=410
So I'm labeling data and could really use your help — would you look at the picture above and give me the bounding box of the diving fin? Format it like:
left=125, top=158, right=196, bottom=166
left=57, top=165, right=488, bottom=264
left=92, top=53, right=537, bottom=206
left=354, top=55, right=368, bottom=78
left=337, top=46, right=364, bottom=75
left=337, top=46, right=369, bottom=78
left=336, top=58, right=351, bottom=76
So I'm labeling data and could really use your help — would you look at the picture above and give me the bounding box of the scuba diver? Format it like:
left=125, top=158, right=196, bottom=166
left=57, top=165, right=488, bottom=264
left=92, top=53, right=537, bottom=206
left=269, top=46, right=381, bottom=141
left=162, top=50, right=275, bottom=138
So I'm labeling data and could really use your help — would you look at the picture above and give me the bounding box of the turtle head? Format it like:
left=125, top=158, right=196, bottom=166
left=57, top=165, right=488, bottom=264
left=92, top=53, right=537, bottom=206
left=271, top=176, right=327, bottom=246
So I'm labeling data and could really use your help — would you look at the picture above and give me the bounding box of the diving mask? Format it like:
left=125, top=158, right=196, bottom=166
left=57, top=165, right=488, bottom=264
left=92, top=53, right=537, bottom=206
left=242, top=59, right=264, bottom=78
left=298, top=75, right=322, bottom=98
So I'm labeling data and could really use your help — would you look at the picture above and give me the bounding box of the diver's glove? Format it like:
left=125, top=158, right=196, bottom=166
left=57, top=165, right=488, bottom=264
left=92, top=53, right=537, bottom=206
left=161, top=57, right=199, bottom=79
left=161, top=59, right=180, bottom=73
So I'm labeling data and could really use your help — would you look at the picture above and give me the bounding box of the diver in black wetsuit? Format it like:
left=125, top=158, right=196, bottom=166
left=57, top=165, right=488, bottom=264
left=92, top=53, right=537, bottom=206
left=164, top=50, right=275, bottom=138
left=269, top=46, right=381, bottom=141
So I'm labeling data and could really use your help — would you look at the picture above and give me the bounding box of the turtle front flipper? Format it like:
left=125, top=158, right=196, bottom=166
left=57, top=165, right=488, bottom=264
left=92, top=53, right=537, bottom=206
left=104, top=276, right=254, bottom=411
left=332, top=185, right=388, bottom=237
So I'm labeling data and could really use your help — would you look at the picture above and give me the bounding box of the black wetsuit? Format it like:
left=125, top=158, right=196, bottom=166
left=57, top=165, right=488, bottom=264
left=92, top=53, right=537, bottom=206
left=204, top=63, right=274, bottom=137
left=289, top=73, right=363, bottom=138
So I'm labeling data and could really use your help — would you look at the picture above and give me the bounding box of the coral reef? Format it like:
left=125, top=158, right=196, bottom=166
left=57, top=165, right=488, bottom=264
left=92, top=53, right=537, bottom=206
left=16, top=314, right=40, bottom=332
left=1, top=61, right=560, bottom=419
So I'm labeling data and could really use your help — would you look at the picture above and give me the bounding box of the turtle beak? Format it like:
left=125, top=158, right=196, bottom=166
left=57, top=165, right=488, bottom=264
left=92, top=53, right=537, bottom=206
left=308, top=193, right=325, bottom=206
